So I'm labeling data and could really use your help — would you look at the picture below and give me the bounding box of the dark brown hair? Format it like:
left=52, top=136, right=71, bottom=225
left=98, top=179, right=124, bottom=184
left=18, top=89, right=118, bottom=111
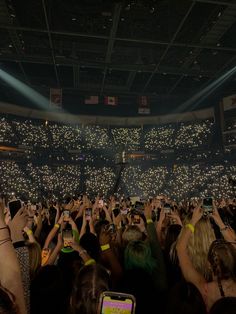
left=70, top=264, right=110, bottom=314
left=208, top=240, right=236, bottom=281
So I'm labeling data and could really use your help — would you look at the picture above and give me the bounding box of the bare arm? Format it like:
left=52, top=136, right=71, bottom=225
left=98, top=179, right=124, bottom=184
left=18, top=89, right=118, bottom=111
left=34, top=211, right=43, bottom=240
left=24, top=226, right=37, bottom=243
left=156, top=208, right=165, bottom=244
left=0, top=202, right=27, bottom=314
left=43, top=214, right=63, bottom=249
left=211, top=206, right=236, bottom=242
left=99, top=227, right=122, bottom=286
left=79, top=209, right=87, bottom=238
left=46, top=233, right=63, bottom=265
left=176, top=207, right=206, bottom=293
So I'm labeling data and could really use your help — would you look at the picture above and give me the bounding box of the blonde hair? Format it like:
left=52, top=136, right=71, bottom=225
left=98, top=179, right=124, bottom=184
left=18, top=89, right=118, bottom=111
left=122, top=225, right=143, bottom=245
left=186, top=217, right=216, bottom=281
left=27, top=242, right=42, bottom=279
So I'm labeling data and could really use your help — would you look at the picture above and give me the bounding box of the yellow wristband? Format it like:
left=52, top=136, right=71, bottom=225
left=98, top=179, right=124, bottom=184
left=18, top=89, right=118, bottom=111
left=101, top=244, right=110, bottom=252
left=146, top=219, right=153, bottom=224
left=26, top=229, right=33, bottom=236
left=84, top=258, right=96, bottom=266
left=54, top=223, right=60, bottom=229
left=186, top=223, right=195, bottom=233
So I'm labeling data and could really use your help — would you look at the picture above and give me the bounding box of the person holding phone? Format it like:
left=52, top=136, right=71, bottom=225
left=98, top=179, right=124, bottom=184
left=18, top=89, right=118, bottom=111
left=97, top=291, right=136, bottom=314
left=80, top=207, right=96, bottom=239
left=0, top=199, right=27, bottom=314
left=120, top=202, right=168, bottom=314
left=176, top=206, right=236, bottom=311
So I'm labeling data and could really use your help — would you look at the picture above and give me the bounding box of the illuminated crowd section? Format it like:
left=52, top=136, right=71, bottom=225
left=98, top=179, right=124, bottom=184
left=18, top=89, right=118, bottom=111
left=0, top=160, right=235, bottom=201
left=0, top=116, right=214, bottom=150
left=0, top=115, right=236, bottom=200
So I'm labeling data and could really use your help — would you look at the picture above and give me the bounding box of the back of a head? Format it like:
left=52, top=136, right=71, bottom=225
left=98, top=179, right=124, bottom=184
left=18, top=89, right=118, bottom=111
left=70, top=263, right=110, bottom=314
left=165, top=224, right=182, bottom=254
left=0, top=286, right=18, bottom=314
left=124, top=240, right=156, bottom=274
left=119, top=268, right=158, bottom=314
left=208, top=240, right=236, bottom=281
left=185, top=217, right=216, bottom=280
left=31, top=265, right=67, bottom=314
left=27, top=241, right=42, bottom=279
left=79, top=232, right=100, bottom=261
left=122, top=226, right=143, bottom=246
left=209, top=297, right=236, bottom=314
left=166, top=281, right=207, bottom=314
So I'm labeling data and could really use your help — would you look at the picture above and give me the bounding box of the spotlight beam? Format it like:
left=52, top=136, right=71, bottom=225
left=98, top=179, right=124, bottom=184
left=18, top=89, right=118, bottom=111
left=0, top=68, right=66, bottom=122
left=178, top=65, right=236, bottom=112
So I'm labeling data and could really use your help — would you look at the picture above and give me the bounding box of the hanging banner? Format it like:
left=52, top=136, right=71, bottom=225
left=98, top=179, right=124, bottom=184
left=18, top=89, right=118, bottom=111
left=104, top=96, right=118, bottom=106
left=84, top=96, right=99, bottom=105
left=50, top=88, right=62, bottom=108
left=222, top=94, right=236, bottom=111
left=138, top=96, right=150, bottom=114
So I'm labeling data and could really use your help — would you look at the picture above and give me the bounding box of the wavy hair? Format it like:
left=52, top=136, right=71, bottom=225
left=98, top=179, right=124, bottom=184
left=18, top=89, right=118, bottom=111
left=170, top=217, right=216, bottom=281
left=187, top=218, right=216, bottom=281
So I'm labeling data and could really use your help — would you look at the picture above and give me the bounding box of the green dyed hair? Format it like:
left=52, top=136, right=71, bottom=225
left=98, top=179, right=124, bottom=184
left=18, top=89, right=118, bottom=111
left=124, top=240, right=157, bottom=274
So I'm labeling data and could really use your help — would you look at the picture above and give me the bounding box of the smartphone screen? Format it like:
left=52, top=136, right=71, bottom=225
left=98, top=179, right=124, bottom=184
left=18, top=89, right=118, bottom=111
left=105, top=223, right=116, bottom=234
left=63, top=210, right=70, bottom=221
left=135, top=201, right=144, bottom=210
left=85, top=208, right=92, bottom=220
left=164, top=203, right=171, bottom=214
left=121, top=208, right=128, bottom=215
left=203, top=197, right=213, bottom=214
left=9, top=200, right=22, bottom=219
left=99, top=292, right=136, bottom=314
left=63, top=229, right=73, bottom=248
left=98, top=200, right=104, bottom=208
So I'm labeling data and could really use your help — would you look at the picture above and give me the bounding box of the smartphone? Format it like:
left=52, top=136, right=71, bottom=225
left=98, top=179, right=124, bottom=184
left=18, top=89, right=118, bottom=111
left=9, top=199, right=22, bottom=219
left=63, top=210, right=70, bottom=221
left=203, top=197, right=213, bottom=214
left=31, top=205, right=37, bottom=212
left=98, top=291, right=136, bottom=314
left=133, top=214, right=140, bottom=224
left=120, top=208, right=128, bottom=215
left=62, top=229, right=73, bottom=248
left=164, top=203, right=171, bottom=214
left=135, top=201, right=144, bottom=210
left=98, top=200, right=104, bottom=208
left=85, top=208, right=92, bottom=220
left=113, top=207, right=120, bottom=218
left=105, top=223, right=116, bottom=234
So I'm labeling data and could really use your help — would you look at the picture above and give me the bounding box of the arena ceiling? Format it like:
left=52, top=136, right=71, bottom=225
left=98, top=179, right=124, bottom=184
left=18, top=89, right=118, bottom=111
left=0, top=0, right=236, bottom=115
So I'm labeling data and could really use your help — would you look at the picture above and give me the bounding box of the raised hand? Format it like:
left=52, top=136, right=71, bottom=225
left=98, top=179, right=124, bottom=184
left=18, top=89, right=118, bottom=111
left=168, top=210, right=182, bottom=226
left=99, top=226, right=111, bottom=246
left=144, top=202, right=152, bottom=220
left=191, top=206, right=203, bottom=226
left=8, top=206, right=28, bottom=242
